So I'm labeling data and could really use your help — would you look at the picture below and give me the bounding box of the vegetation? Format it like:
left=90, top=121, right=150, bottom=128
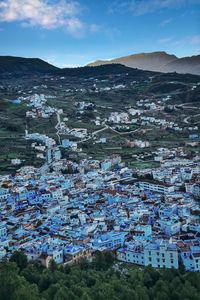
left=1, top=251, right=200, bottom=300
left=0, top=63, right=199, bottom=174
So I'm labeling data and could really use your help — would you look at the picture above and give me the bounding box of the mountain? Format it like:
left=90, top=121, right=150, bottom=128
left=163, top=55, right=200, bottom=75
left=0, top=53, right=200, bottom=77
left=0, top=56, right=59, bottom=74
left=87, top=51, right=200, bottom=75
left=0, top=55, right=153, bottom=77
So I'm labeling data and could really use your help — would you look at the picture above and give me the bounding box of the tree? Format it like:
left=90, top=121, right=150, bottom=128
left=54, top=287, right=77, bottom=300
left=93, top=251, right=114, bottom=271
left=0, top=261, right=40, bottom=300
left=104, top=251, right=114, bottom=269
left=10, top=251, right=28, bottom=270
left=49, top=259, right=57, bottom=273
left=80, top=259, right=90, bottom=270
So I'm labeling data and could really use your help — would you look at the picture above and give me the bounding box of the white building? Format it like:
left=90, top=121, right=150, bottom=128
left=139, top=181, right=175, bottom=194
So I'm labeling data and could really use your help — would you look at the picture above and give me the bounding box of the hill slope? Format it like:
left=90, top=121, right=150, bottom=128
left=0, top=56, right=59, bottom=74
left=0, top=53, right=200, bottom=76
left=163, top=55, right=200, bottom=75
left=88, top=51, right=200, bottom=75
left=0, top=56, right=156, bottom=77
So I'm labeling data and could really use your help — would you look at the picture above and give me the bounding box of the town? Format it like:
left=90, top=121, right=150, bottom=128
left=0, top=68, right=200, bottom=273
left=0, top=147, right=200, bottom=271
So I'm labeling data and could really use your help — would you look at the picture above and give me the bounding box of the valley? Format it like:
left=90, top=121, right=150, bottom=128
left=0, top=63, right=199, bottom=174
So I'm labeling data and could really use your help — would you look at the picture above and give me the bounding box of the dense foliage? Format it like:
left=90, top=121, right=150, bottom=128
left=1, top=251, right=200, bottom=300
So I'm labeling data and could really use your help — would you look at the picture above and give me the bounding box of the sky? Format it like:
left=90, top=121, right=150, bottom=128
left=0, top=0, right=200, bottom=67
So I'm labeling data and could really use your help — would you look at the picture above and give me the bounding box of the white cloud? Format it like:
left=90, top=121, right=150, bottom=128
left=90, top=23, right=101, bottom=33
left=189, top=35, right=200, bottom=45
left=160, top=18, right=172, bottom=27
left=0, top=0, right=85, bottom=36
left=110, top=0, right=200, bottom=15
left=157, top=35, right=200, bottom=54
left=158, top=37, right=173, bottom=44
left=173, top=35, right=200, bottom=46
left=158, top=35, right=200, bottom=49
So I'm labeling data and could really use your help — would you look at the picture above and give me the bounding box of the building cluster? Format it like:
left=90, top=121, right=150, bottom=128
left=25, top=94, right=57, bottom=119
left=136, top=99, right=164, bottom=111
left=0, top=151, right=200, bottom=271
left=125, top=139, right=151, bottom=148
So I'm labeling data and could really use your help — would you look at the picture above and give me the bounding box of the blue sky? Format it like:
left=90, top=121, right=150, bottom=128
left=0, top=0, right=200, bottom=67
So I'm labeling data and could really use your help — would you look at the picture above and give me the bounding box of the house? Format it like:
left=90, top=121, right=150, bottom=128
left=92, top=231, right=127, bottom=250
left=0, top=222, right=7, bottom=238
left=64, top=245, right=92, bottom=265
left=117, top=243, right=145, bottom=266
left=117, top=239, right=179, bottom=269
left=139, top=181, right=175, bottom=194
left=39, top=253, right=53, bottom=268
left=159, top=219, right=181, bottom=236
left=144, top=240, right=179, bottom=269
left=179, top=242, right=200, bottom=272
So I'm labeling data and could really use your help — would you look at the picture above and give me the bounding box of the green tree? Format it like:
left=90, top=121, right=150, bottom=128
left=10, top=251, right=28, bottom=270
left=104, top=251, right=114, bottom=269
left=0, top=261, right=40, bottom=300
left=49, top=259, right=57, bottom=273
left=54, top=287, right=77, bottom=300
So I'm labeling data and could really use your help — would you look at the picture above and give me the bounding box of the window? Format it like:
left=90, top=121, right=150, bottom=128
left=149, top=251, right=151, bottom=255
left=157, top=258, right=160, bottom=262
left=162, top=259, right=165, bottom=263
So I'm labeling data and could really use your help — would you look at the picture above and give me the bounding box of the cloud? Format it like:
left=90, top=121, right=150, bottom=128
left=173, top=35, right=200, bottom=46
left=158, top=37, right=173, bottom=44
left=0, top=0, right=86, bottom=36
left=110, top=0, right=200, bottom=15
left=90, top=23, right=101, bottom=33
left=158, top=35, right=200, bottom=47
left=160, top=18, right=172, bottom=27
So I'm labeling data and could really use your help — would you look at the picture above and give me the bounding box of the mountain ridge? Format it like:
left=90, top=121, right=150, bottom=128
left=0, top=52, right=199, bottom=76
left=87, top=51, right=200, bottom=75
left=0, top=56, right=151, bottom=77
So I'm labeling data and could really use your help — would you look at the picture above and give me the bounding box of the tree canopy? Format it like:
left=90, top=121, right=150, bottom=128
left=1, top=251, right=200, bottom=300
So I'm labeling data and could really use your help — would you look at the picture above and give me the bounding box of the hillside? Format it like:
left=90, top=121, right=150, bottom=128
left=0, top=54, right=199, bottom=174
left=0, top=56, right=148, bottom=77
left=0, top=56, right=59, bottom=74
left=164, top=55, right=200, bottom=75
left=88, top=51, right=200, bottom=75
left=1, top=53, right=200, bottom=77
left=2, top=251, right=200, bottom=300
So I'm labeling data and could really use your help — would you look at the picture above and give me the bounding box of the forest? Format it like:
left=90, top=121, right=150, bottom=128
left=1, top=250, right=200, bottom=300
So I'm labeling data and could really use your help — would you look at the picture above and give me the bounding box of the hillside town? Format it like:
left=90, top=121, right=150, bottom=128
left=1, top=0, right=200, bottom=296
left=0, top=146, right=200, bottom=271
left=0, top=71, right=200, bottom=272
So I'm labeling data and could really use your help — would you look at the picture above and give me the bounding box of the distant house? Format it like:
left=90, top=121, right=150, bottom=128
left=139, top=181, right=175, bottom=194
left=117, top=239, right=179, bottom=269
